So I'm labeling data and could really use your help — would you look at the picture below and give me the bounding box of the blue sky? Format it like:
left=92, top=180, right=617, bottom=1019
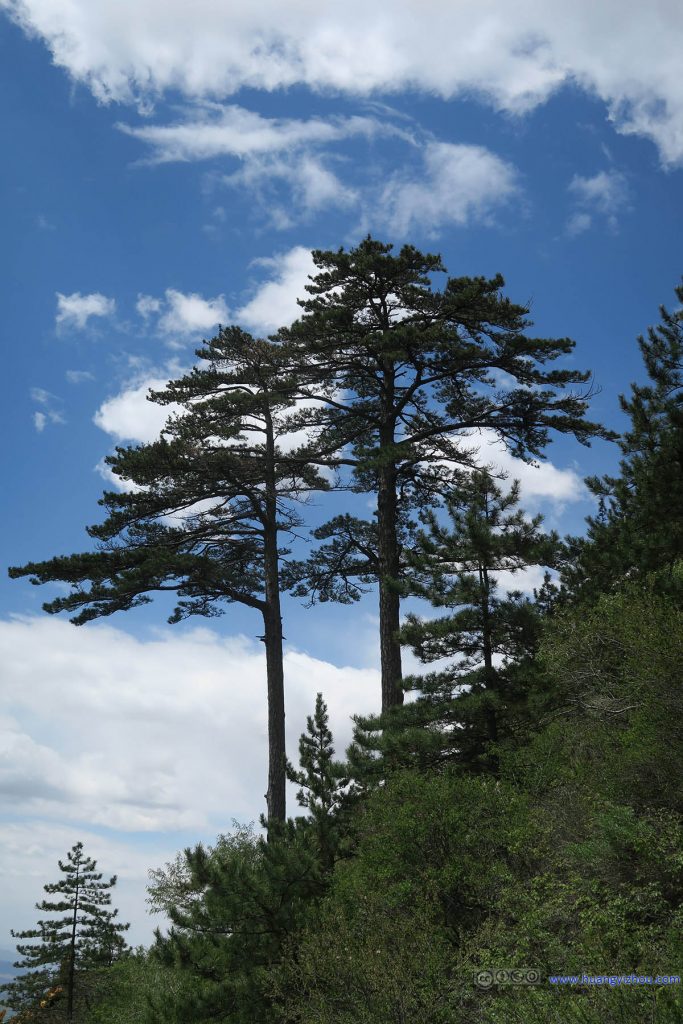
left=1, top=0, right=683, bottom=948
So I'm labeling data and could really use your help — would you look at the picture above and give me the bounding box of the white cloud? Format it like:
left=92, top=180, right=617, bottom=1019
left=476, top=428, right=585, bottom=506
left=236, top=247, right=316, bottom=335
left=378, top=141, right=519, bottom=235
left=5, top=2, right=683, bottom=163
left=131, top=290, right=228, bottom=344
left=33, top=411, right=46, bottom=432
left=30, top=387, right=52, bottom=405
left=94, top=375, right=178, bottom=443
left=567, top=168, right=630, bottom=233
left=157, top=289, right=229, bottom=340
left=0, top=616, right=379, bottom=944
left=55, top=291, right=116, bottom=331
left=119, top=105, right=386, bottom=226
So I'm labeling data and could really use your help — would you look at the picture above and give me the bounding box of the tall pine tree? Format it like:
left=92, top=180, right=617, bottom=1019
left=9, top=329, right=327, bottom=822
left=282, top=237, right=608, bottom=711
left=3, top=842, right=128, bottom=1023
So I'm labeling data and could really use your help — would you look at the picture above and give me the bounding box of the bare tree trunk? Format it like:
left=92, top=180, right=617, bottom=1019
left=480, top=563, right=499, bottom=769
left=262, top=395, right=287, bottom=824
left=377, top=461, right=404, bottom=712
left=67, top=861, right=79, bottom=1022
left=262, top=584, right=286, bottom=824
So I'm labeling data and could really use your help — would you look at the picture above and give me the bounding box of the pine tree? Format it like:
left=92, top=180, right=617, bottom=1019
left=286, top=693, right=348, bottom=868
left=2, top=842, right=129, bottom=1023
left=9, top=329, right=328, bottom=823
left=282, top=236, right=608, bottom=712
left=351, top=471, right=558, bottom=774
left=564, top=280, right=683, bottom=599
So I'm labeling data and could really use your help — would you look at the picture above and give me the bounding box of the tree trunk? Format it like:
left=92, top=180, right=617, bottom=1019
left=377, top=461, right=404, bottom=712
left=480, top=564, right=499, bottom=768
left=262, top=396, right=287, bottom=824
left=67, top=862, right=79, bottom=1022
left=262, top=594, right=286, bottom=824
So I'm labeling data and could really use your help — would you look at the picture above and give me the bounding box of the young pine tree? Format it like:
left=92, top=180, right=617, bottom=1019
left=564, top=280, right=683, bottom=599
left=9, top=329, right=328, bottom=823
left=351, top=471, right=558, bottom=776
left=3, top=842, right=129, bottom=1023
left=286, top=693, right=348, bottom=869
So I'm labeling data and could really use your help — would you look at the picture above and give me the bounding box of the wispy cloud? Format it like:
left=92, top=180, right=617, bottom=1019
left=118, top=106, right=387, bottom=163
left=567, top=168, right=630, bottom=235
left=65, top=369, right=95, bottom=384
left=30, top=388, right=65, bottom=432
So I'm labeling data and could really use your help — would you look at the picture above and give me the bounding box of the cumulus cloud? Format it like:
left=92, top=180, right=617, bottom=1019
left=4, top=1, right=683, bottom=163
left=94, top=247, right=315, bottom=451
left=132, top=289, right=228, bottom=344
left=157, top=289, right=229, bottom=339
left=55, top=291, right=116, bottom=331
left=378, top=142, right=519, bottom=235
left=0, top=615, right=379, bottom=825
left=236, top=247, right=316, bottom=335
left=567, top=168, right=630, bottom=235
left=93, top=375, right=178, bottom=443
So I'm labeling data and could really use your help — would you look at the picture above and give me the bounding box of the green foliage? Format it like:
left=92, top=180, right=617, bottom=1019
left=81, top=949, right=199, bottom=1024
left=524, top=577, right=683, bottom=811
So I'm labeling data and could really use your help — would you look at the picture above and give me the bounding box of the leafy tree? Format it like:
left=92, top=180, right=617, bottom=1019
left=283, top=237, right=608, bottom=711
left=3, top=843, right=129, bottom=1023
left=81, top=947, right=200, bottom=1024
left=9, top=328, right=327, bottom=822
left=564, top=281, right=683, bottom=599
